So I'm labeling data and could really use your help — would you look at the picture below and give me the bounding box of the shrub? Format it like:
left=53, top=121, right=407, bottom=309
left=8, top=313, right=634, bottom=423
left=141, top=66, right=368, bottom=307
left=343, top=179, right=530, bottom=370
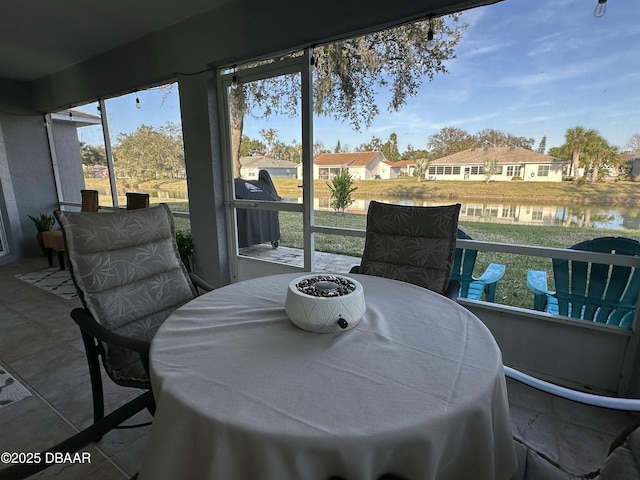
left=327, top=171, right=357, bottom=213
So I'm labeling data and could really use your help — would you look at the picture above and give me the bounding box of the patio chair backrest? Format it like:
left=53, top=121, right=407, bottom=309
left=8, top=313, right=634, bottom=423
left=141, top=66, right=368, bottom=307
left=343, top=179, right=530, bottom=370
left=126, top=192, right=150, bottom=210
left=451, top=229, right=478, bottom=298
left=553, top=236, right=640, bottom=326
left=359, top=201, right=461, bottom=296
left=80, top=189, right=99, bottom=212
left=55, top=204, right=196, bottom=355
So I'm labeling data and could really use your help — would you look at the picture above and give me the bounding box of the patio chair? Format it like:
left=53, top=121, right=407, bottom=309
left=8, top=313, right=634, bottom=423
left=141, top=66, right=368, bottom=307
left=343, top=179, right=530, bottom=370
left=452, top=229, right=505, bottom=302
left=81, top=189, right=99, bottom=212
left=350, top=201, right=461, bottom=299
left=126, top=192, right=150, bottom=210
left=54, top=204, right=213, bottom=430
left=527, top=237, right=640, bottom=327
left=505, top=366, right=640, bottom=479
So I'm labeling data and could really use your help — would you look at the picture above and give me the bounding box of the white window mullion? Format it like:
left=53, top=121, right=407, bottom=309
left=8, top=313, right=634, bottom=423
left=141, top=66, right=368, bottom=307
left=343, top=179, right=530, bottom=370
left=302, top=48, right=315, bottom=271
left=98, top=99, right=119, bottom=208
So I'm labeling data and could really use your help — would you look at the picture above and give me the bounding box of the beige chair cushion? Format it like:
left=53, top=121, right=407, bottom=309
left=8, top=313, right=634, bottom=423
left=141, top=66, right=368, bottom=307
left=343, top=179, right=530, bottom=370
left=56, top=204, right=196, bottom=382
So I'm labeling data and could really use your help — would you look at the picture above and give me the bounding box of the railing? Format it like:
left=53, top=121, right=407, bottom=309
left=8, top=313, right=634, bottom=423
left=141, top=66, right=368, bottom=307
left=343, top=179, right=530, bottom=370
left=59, top=200, right=191, bottom=219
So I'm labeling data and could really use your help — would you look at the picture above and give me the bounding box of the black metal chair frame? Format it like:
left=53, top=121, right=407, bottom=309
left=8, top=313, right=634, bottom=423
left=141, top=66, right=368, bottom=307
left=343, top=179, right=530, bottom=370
left=71, top=308, right=155, bottom=428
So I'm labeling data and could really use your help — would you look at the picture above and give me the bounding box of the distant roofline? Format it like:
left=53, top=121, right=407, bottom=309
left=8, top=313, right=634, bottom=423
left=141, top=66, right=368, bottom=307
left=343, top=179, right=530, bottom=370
left=430, top=146, right=564, bottom=165
left=314, top=151, right=384, bottom=166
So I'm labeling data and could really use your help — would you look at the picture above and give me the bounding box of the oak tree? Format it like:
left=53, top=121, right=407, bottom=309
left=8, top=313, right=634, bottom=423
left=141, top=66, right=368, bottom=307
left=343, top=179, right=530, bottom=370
left=229, top=15, right=467, bottom=177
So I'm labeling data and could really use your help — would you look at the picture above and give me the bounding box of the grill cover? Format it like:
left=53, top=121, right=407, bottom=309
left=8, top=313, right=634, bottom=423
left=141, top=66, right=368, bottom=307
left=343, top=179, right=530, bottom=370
left=235, top=170, right=281, bottom=248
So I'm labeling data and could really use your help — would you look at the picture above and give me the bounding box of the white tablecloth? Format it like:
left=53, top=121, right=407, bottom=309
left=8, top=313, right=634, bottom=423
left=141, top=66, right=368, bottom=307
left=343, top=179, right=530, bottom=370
left=139, top=273, right=516, bottom=480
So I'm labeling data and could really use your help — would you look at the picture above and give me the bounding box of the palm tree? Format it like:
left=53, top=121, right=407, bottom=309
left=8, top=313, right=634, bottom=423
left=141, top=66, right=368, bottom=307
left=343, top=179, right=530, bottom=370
left=564, top=126, right=597, bottom=178
left=588, top=138, right=620, bottom=183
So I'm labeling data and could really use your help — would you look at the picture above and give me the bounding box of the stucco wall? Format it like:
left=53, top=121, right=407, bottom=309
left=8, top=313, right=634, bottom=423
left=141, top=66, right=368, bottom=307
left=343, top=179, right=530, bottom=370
left=426, top=163, right=564, bottom=182
left=0, top=113, right=58, bottom=262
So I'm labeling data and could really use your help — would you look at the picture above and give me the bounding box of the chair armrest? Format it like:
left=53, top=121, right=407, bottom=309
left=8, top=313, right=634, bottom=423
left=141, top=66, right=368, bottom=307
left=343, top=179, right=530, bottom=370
left=527, top=270, right=554, bottom=312
left=189, top=272, right=215, bottom=294
left=70, top=308, right=150, bottom=356
left=474, top=263, right=505, bottom=284
left=527, top=270, right=554, bottom=296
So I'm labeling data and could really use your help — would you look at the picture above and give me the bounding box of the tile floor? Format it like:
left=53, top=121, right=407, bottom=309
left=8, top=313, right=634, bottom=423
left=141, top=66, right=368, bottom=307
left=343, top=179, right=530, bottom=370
left=239, top=243, right=363, bottom=273
left=0, top=258, right=151, bottom=479
left=0, top=255, right=637, bottom=478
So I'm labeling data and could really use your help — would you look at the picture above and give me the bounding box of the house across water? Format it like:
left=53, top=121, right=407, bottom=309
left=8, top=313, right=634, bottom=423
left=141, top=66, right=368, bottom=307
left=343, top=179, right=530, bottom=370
left=427, top=146, right=564, bottom=182
left=310, top=151, right=416, bottom=180
left=240, top=156, right=299, bottom=180
left=305, top=147, right=564, bottom=181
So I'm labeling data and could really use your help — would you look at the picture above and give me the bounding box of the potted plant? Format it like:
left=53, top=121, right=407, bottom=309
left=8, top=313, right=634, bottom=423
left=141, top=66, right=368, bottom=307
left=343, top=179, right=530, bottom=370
left=29, top=213, right=56, bottom=255
left=29, top=213, right=55, bottom=232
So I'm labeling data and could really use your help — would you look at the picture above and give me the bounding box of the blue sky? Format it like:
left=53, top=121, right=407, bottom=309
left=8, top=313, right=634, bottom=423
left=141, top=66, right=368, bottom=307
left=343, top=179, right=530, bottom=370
left=79, top=0, right=640, bottom=154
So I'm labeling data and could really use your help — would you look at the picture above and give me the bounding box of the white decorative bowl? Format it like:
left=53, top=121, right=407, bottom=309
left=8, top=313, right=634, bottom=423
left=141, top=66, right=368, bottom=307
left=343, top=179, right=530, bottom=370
left=285, top=274, right=365, bottom=334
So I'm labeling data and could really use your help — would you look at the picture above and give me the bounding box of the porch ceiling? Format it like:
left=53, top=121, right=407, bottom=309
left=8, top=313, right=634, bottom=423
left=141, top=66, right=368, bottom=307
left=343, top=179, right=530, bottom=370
left=0, top=0, right=502, bottom=111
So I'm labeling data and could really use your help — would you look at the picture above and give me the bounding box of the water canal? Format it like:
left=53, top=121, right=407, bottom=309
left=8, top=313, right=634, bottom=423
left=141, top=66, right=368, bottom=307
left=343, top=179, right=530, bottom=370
left=96, top=186, right=640, bottom=231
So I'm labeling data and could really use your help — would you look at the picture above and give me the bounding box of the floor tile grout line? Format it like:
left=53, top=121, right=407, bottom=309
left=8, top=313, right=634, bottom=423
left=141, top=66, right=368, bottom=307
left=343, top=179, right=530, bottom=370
left=1, top=352, right=132, bottom=477
left=1, top=268, right=131, bottom=477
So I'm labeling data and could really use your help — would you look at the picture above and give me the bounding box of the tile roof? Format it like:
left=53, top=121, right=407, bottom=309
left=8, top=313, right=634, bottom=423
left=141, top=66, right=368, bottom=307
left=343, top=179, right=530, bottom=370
left=432, top=146, right=564, bottom=165
left=314, top=152, right=383, bottom=167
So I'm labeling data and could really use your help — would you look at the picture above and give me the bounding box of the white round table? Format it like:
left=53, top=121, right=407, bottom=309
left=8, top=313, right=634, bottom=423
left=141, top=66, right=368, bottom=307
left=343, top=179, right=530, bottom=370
left=139, top=273, right=517, bottom=480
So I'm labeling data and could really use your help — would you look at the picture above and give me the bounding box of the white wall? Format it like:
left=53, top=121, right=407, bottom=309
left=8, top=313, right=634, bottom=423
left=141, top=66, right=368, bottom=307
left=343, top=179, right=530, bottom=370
left=462, top=299, right=639, bottom=396
left=427, top=163, right=564, bottom=182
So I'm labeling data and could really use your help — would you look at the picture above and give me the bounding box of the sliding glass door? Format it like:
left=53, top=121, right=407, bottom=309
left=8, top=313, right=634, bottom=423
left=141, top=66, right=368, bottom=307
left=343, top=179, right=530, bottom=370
left=219, top=50, right=315, bottom=281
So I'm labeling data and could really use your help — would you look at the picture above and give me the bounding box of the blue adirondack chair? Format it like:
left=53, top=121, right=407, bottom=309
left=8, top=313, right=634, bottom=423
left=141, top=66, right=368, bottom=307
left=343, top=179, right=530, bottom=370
left=451, top=229, right=505, bottom=302
left=527, top=237, right=640, bottom=328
